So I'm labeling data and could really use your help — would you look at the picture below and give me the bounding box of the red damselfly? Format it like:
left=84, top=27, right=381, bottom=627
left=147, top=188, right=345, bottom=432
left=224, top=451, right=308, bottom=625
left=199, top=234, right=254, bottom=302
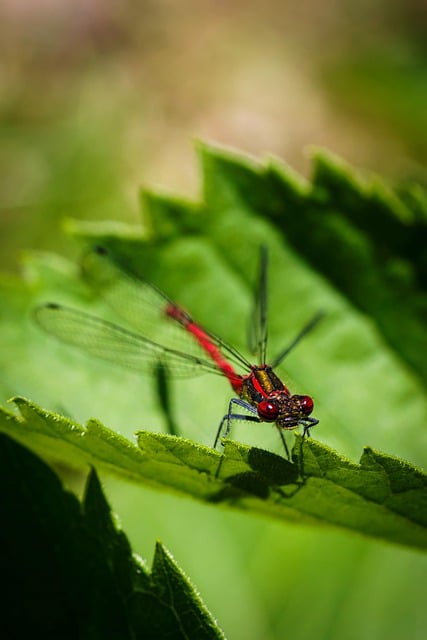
left=34, top=246, right=321, bottom=455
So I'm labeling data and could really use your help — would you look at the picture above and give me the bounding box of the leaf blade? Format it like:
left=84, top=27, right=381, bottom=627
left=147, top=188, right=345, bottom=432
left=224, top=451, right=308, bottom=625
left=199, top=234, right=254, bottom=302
left=1, top=397, right=426, bottom=550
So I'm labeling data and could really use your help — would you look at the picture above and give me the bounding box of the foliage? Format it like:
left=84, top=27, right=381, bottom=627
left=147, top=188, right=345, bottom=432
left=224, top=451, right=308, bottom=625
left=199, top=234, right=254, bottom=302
left=0, top=433, right=224, bottom=639
left=1, top=397, right=426, bottom=551
left=1, top=143, right=426, bottom=636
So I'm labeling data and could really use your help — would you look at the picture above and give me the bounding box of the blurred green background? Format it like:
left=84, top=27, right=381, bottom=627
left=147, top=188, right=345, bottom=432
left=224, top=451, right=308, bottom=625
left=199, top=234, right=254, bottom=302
left=1, top=1, right=426, bottom=638
left=1, top=0, right=427, bottom=270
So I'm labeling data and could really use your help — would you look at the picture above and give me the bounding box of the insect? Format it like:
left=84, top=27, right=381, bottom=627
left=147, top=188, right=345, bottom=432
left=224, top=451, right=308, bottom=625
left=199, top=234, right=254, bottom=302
left=34, top=245, right=321, bottom=455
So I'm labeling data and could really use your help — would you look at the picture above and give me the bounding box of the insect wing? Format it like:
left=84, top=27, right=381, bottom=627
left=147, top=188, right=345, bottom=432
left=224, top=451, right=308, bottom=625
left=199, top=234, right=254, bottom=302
left=80, top=246, right=251, bottom=371
left=270, top=311, right=325, bottom=369
left=248, top=245, right=269, bottom=364
left=34, top=303, right=224, bottom=377
left=81, top=246, right=173, bottom=331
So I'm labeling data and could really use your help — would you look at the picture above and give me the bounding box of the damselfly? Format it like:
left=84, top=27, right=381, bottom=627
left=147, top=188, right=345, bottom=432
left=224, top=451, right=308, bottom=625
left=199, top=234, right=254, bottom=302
left=34, top=246, right=321, bottom=454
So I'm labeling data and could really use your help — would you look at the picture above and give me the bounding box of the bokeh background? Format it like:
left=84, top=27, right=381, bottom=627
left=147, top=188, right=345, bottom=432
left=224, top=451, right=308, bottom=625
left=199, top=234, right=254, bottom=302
left=1, top=1, right=426, bottom=639
left=1, top=0, right=426, bottom=269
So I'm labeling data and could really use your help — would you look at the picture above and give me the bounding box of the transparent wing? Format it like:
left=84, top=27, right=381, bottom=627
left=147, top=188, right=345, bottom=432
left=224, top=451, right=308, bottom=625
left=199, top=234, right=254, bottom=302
left=79, top=246, right=251, bottom=371
left=34, top=303, right=226, bottom=377
left=270, top=311, right=325, bottom=368
left=248, top=245, right=269, bottom=364
left=81, top=246, right=171, bottom=330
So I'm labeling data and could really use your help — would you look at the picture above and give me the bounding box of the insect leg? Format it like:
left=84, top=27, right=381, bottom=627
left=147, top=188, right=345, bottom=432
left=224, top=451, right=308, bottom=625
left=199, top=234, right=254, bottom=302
left=301, top=416, right=319, bottom=438
left=213, top=398, right=259, bottom=449
left=276, top=427, right=290, bottom=460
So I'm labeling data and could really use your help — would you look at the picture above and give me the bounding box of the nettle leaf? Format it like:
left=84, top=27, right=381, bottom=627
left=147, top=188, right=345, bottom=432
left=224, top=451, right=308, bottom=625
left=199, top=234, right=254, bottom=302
left=0, top=432, right=224, bottom=639
left=195, top=143, right=427, bottom=384
left=1, top=143, right=426, bottom=557
left=61, top=145, right=426, bottom=463
left=1, top=397, right=426, bottom=550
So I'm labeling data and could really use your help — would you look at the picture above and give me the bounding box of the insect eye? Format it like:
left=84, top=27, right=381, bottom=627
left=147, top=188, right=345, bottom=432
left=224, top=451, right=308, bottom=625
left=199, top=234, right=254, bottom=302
left=299, top=395, right=314, bottom=415
left=257, top=400, right=279, bottom=422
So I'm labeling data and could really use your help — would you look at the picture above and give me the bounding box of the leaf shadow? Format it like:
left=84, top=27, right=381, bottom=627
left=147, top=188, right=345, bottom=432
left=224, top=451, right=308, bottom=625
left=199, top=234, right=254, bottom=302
left=208, top=444, right=306, bottom=503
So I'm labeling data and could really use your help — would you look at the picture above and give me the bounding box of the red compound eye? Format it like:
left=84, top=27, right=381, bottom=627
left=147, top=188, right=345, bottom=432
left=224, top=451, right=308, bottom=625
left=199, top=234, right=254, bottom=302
left=257, top=400, right=279, bottom=422
left=300, top=395, right=314, bottom=415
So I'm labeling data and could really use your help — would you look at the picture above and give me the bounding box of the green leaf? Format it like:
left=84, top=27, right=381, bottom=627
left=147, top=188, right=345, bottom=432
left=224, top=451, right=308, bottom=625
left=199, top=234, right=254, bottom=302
left=1, top=142, right=427, bottom=640
left=1, top=397, right=426, bottom=550
left=2, top=145, right=425, bottom=455
left=1, top=142, right=426, bottom=555
left=196, top=143, right=427, bottom=383
left=0, top=433, right=224, bottom=639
